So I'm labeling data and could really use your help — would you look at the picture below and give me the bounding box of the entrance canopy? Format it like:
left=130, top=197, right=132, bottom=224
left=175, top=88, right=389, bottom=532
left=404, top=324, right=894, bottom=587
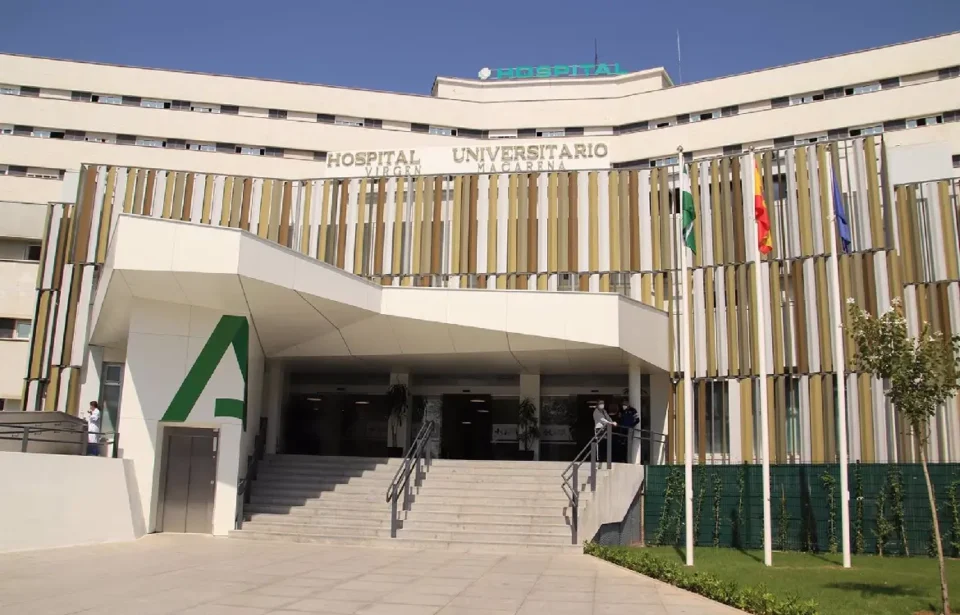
left=90, top=215, right=669, bottom=375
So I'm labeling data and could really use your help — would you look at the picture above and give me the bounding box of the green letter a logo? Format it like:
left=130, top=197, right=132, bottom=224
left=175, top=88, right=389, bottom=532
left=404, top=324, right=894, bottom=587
left=161, top=315, right=249, bottom=430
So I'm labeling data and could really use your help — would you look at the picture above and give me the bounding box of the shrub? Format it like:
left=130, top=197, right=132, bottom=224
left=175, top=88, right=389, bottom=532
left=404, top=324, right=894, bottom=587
left=584, top=543, right=819, bottom=615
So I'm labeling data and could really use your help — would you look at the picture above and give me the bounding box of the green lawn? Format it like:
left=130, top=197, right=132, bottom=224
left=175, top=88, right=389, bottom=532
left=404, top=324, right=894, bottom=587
left=638, top=546, right=960, bottom=615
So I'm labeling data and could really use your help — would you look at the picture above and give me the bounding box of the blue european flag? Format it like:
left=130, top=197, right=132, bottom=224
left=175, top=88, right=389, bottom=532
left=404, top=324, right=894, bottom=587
left=832, top=172, right=852, bottom=253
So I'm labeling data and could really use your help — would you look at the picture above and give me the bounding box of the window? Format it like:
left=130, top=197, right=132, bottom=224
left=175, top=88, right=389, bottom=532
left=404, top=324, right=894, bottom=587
left=565, top=127, right=585, bottom=136
left=655, top=120, right=672, bottom=128
left=790, top=94, right=816, bottom=105
left=616, top=121, right=648, bottom=134
left=0, top=318, right=31, bottom=340
left=268, top=109, right=287, bottom=119
left=50, top=131, right=65, bottom=139
left=135, top=137, right=163, bottom=148
left=121, top=96, right=141, bottom=106
left=216, top=142, right=236, bottom=153
left=313, top=151, right=327, bottom=161
left=171, top=100, right=191, bottom=110
left=850, top=125, right=882, bottom=137
left=459, top=127, right=483, bottom=138
left=71, top=91, right=92, bottom=102
left=0, top=125, right=12, bottom=135
left=97, top=95, right=122, bottom=105
left=429, top=126, right=455, bottom=136
left=188, top=142, right=216, bottom=152
left=365, top=119, right=382, bottom=129
left=845, top=83, right=880, bottom=96
left=827, top=128, right=849, bottom=139
left=24, top=245, right=41, bottom=261
left=18, top=86, right=39, bottom=97
left=557, top=273, right=575, bottom=292
left=316, top=113, right=335, bottom=124
left=784, top=378, right=802, bottom=462
left=238, top=146, right=264, bottom=156
left=537, top=129, right=565, bottom=138
left=99, top=362, right=124, bottom=434
left=334, top=116, right=363, bottom=127
left=721, top=105, right=739, bottom=117
left=0, top=85, right=19, bottom=95
left=694, top=111, right=713, bottom=121
left=906, top=116, right=943, bottom=129
left=13, top=125, right=32, bottom=136
left=220, top=105, right=239, bottom=115
left=722, top=144, right=743, bottom=155
left=773, top=136, right=795, bottom=147
left=693, top=381, right=729, bottom=459
left=140, top=99, right=167, bottom=109
left=880, top=77, right=900, bottom=89
left=6, top=165, right=26, bottom=177
left=264, top=147, right=284, bottom=157
left=650, top=155, right=678, bottom=167
left=117, top=134, right=136, bottom=145
left=676, top=114, right=690, bottom=125
left=771, top=96, right=789, bottom=109
left=164, top=138, right=186, bottom=150
left=609, top=272, right=630, bottom=297
left=517, top=128, right=537, bottom=138
left=32, top=129, right=51, bottom=138
left=952, top=154, right=960, bottom=169
left=823, top=87, right=844, bottom=100
left=938, top=66, right=960, bottom=80
left=26, top=167, right=60, bottom=179
left=191, top=104, right=219, bottom=113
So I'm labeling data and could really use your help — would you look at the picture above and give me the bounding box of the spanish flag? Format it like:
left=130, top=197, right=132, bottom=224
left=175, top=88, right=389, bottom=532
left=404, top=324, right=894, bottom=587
left=753, top=159, right=773, bottom=254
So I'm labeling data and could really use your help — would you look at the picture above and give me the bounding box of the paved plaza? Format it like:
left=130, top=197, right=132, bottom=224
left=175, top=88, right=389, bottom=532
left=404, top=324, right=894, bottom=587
left=0, top=535, right=744, bottom=615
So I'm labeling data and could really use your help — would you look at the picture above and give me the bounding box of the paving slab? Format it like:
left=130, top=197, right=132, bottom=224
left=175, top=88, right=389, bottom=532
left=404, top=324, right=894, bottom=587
left=0, top=535, right=745, bottom=614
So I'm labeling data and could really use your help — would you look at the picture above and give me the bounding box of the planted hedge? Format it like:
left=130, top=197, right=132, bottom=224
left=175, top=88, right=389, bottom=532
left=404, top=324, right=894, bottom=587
left=585, top=543, right=819, bottom=615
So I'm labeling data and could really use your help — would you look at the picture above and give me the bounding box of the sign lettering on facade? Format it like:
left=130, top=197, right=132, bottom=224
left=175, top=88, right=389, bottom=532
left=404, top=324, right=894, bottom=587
left=325, top=142, right=610, bottom=178
left=478, top=64, right=627, bottom=80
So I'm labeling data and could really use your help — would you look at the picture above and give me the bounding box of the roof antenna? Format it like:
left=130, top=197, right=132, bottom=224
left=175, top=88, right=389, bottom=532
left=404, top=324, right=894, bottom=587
left=676, top=30, right=683, bottom=84
left=594, top=38, right=599, bottom=65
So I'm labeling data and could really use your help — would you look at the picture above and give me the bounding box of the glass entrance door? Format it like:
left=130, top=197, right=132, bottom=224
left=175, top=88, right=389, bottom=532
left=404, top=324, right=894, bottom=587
left=440, top=394, right=493, bottom=460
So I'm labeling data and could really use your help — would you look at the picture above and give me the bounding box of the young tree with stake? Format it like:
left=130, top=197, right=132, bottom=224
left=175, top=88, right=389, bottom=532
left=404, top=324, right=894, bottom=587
left=848, top=298, right=960, bottom=615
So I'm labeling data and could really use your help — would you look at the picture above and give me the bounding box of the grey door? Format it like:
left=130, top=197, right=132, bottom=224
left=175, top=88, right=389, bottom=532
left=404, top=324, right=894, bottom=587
left=158, top=428, right=217, bottom=534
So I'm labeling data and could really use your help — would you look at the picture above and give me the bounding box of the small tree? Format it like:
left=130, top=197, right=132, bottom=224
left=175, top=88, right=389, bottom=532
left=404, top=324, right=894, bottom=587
left=848, top=298, right=960, bottom=615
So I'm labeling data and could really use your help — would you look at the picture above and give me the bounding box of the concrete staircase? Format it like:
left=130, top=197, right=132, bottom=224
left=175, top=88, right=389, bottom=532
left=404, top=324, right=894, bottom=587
left=229, top=455, right=583, bottom=553
left=396, top=459, right=579, bottom=553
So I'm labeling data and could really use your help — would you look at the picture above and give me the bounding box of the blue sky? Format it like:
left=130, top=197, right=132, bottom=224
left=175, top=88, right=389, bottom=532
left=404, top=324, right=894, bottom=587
left=2, top=0, right=958, bottom=94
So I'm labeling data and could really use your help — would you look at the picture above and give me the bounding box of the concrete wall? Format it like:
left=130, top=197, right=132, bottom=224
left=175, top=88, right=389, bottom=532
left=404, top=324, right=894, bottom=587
left=578, top=463, right=645, bottom=545
left=0, top=451, right=145, bottom=552
left=118, top=298, right=263, bottom=536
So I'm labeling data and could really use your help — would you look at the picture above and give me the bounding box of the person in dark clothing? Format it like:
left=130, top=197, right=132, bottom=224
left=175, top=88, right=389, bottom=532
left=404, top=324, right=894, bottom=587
left=618, top=399, right=640, bottom=463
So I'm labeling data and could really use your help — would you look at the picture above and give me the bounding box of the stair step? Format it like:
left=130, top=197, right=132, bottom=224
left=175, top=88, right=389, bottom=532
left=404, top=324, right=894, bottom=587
left=245, top=513, right=393, bottom=528
left=252, top=483, right=391, bottom=495
left=229, top=530, right=579, bottom=554
left=404, top=511, right=569, bottom=525
left=240, top=522, right=393, bottom=538
left=404, top=521, right=569, bottom=535
left=398, top=528, right=571, bottom=543
left=244, top=504, right=390, bottom=519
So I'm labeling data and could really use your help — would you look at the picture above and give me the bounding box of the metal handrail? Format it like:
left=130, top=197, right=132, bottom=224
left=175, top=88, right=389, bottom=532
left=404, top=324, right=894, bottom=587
left=0, top=424, right=120, bottom=458
left=560, top=424, right=668, bottom=545
left=385, top=420, right=436, bottom=538
left=236, top=418, right=268, bottom=530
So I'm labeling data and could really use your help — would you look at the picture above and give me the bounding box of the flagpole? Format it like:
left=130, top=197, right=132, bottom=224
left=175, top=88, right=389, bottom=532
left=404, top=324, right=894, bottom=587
left=678, top=146, right=694, bottom=567
left=828, top=161, right=852, bottom=569
left=750, top=150, right=773, bottom=567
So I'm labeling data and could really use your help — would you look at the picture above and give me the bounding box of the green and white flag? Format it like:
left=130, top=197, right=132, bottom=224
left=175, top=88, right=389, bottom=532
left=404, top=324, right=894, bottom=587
left=680, top=164, right=696, bottom=255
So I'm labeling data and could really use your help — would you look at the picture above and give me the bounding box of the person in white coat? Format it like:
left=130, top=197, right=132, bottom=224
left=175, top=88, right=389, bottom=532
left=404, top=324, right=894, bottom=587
left=593, top=400, right=615, bottom=430
left=85, top=401, right=101, bottom=456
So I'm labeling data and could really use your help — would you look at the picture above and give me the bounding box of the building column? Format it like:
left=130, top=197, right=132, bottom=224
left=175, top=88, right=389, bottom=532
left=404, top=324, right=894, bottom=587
left=263, top=362, right=285, bottom=455
left=628, top=366, right=644, bottom=464
left=648, top=373, right=671, bottom=465
left=389, top=373, right=412, bottom=452
left=519, top=373, right=541, bottom=460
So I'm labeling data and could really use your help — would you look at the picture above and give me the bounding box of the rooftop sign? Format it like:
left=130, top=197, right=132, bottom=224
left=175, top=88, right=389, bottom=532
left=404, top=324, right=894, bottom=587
left=478, top=64, right=627, bottom=81
left=325, top=142, right=611, bottom=178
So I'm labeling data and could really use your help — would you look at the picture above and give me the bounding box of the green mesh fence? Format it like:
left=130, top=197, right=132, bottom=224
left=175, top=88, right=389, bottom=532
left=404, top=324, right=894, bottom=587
left=645, top=464, right=960, bottom=556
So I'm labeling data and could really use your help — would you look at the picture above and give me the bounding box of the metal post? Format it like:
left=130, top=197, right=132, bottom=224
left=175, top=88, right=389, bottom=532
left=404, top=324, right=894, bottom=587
left=415, top=456, right=422, bottom=487
left=21, top=426, right=30, bottom=452
left=112, top=433, right=120, bottom=459
left=402, top=458, right=411, bottom=511
left=390, top=485, right=398, bottom=538
left=590, top=440, right=597, bottom=491
left=606, top=423, right=613, bottom=469
left=571, top=464, right=579, bottom=545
